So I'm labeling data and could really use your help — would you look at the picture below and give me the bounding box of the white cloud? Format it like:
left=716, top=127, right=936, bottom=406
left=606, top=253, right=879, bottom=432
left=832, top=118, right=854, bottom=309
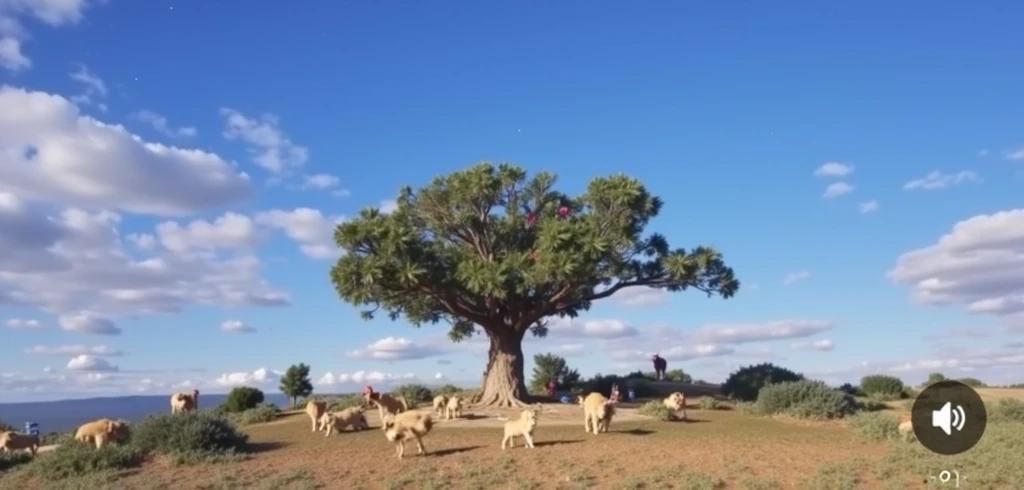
left=0, top=86, right=253, bottom=216
left=254, top=208, right=342, bottom=259
left=68, top=64, right=107, bottom=111
left=813, top=162, right=854, bottom=178
left=548, top=318, right=640, bottom=339
left=26, top=344, right=124, bottom=357
left=888, top=209, right=1024, bottom=317
left=782, top=270, right=810, bottom=285
left=220, top=108, right=308, bottom=174
left=214, top=367, right=282, bottom=387
left=903, top=171, right=980, bottom=191
left=1004, top=147, right=1024, bottom=161
left=67, top=354, right=119, bottom=372
left=220, top=320, right=257, bottom=334
left=58, top=312, right=121, bottom=335
left=131, top=110, right=197, bottom=139
left=822, top=182, right=853, bottom=199
left=859, top=200, right=879, bottom=214
left=691, top=320, right=835, bottom=345
left=609, top=287, right=669, bottom=307
left=793, top=339, right=834, bottom=351
left=611, top=343, right=735, bottom=363
left=315, top=370, right=416, bottom=387
left=379, top=199, right=398, bottom=214
left=6, top=318, right=41, bottom=329
left=551, top=343, right=586, bottom=356
left=346, top=337, right=446, bottom=361
left=155, top=212, right=261, bottom=254
left=301, top=173, right=349, bottom=197
left=0, top=0, right=96, bottom=72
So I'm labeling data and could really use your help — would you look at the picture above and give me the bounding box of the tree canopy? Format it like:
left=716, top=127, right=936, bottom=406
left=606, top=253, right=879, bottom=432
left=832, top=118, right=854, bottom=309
left=279, top=363, right=314, bottom=408
left=330, top=162, right=739, bottom=406
left=530, top=353, right=581, bottom=393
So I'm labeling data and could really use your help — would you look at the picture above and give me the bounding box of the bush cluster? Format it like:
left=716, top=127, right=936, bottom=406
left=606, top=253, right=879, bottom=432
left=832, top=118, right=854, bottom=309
left=990, top=398, right=1024, bottom=424
left=755, top=380, right=856, bottom=420
left=392, top=384, right=434, bottom=406
left=859, top=375, right=904, bottom=398
left=27, top=443, right=146, bottom=481
left=132, top=410, right=248, bottom=458
left=848, top=412, right=902, bottom=441
left=219, top=386, right=265, bottom=413
left=698, top=396, right=719, bottom=410
left=721, top=363, right=804, bottom=402
left=237, top=403, right=280, bottom=425
left=637, top=401, right=676, bottom=421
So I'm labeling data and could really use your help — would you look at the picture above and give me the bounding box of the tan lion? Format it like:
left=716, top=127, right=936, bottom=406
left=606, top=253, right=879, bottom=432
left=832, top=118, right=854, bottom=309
left=432, top=395, right=448, bottom=417
left=74, top=419, right=131, bottom=449
left=502, top=405, right=541, bottom=450
left=444, top=396, right=463, bottom=420
left=381, top=410, right=433, bottom=460
left=306, top=400, right=328, bottom=432
left=319, top=407, right=369, bottom=436
left=170, top=389, right=200, bottom=414
left=0, top=431, right=40, bottom=456
left=664, top=392, right=687, bottom=420
left=581, top=392, right=616, bottom=435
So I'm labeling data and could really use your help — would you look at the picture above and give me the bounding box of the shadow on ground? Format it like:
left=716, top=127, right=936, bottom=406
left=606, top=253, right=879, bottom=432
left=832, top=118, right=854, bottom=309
left=243, top=441, right=290, bottom=454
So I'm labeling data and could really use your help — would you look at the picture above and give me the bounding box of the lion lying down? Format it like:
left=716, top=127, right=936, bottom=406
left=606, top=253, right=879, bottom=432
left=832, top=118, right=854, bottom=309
left=319, top=407, right=369, bottom=436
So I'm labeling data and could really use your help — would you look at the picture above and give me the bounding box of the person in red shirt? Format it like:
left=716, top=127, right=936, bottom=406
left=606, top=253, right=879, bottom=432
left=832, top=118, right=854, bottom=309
left=547, top=379, right=557, bottom=397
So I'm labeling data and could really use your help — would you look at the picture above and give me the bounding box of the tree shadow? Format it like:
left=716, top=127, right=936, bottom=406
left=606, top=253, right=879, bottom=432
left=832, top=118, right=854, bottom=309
left=430, top=445, right=482, bottom=457
left=675, top=418, right=710, bottom=423
left=620, top=428, right=655, bottom=436
left=243, top=441, right=290, bottom=454
left=460, top=413, right=489, bottom=420
left=533, top=439, right=583, bottom=447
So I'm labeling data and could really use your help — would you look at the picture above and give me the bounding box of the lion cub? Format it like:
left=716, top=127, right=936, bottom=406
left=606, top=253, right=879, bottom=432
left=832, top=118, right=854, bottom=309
left=502, top=405, right=541, bottom=450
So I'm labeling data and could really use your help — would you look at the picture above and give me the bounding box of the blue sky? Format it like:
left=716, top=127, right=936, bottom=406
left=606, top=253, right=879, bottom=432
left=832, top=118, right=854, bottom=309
left=1, top=1, right=1022, bottom=402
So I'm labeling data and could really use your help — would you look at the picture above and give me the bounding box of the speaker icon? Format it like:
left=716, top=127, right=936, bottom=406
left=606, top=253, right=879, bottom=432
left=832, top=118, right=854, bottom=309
left=932, top=401, right=967, bottom=436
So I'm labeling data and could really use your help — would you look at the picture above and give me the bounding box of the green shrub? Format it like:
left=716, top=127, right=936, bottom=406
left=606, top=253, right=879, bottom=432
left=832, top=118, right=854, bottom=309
left=30, top=443, right=146, bottom=481
left=326, top=394, right=365, bottom=411
left=756, top=380, right=856, bottom=420
left=638, top=401, right=676, bottom=421
left=238, top=403, right=280, bottom=425
left=624, top=370, right=653, bottom=380
left=132, top=410, right=248, bottom=457
left=40, top=431, right=75, bottom=446
left=393, top=384, right=433, bottom=406
left=957, top=377, right=986, bottom=388
left=848, top=412, right=901, bottom=441
left=432, top=384, right=462, bottom=398
left=901, top=387, right=918, bottom=399
left=722, top=363, right=804, bottom=402
left=734, top=401, right=762, bottom=416
left=926, top=372, right=946, bottom=386
left=220, top=386, right=265, bottom=413
left=867, top=391, right=901, bottom=403
left=837, top=383, right=860, bottom=396
left=664, top=369, right=693, bottom=383
left=0, top=450, right=33, bottom=472
left=698, top=396, right=719, bottom=410
left=859, top=375, right=904, bottom=397
left=990, top=398, right=1024, bottom=424
left=856, top=398, right=888, bottom=412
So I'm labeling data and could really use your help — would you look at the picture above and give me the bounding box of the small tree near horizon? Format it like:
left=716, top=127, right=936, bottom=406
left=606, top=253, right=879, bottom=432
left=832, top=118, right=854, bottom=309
left=330, top=163, right=739, bottom=407
left=279, top=363, right=314, bottom=408
left=530, top=353, right=581, bottom=393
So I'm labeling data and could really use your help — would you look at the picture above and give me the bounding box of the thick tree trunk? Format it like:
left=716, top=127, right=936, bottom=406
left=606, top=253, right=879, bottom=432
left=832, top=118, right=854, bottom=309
left=475, top=328, right=530, bottom=408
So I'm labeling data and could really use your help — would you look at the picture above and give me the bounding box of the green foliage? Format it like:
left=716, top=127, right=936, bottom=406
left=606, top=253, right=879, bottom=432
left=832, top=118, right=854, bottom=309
left=0, top=450, right=33, bottom=472
left=857, top=397, right=888, bottom=412
left=529, top=353, right=581, bottom=393
left=325, top=394, right=365, bottom=411
left=624, top=370, right=651, bottom=380
left=990, top=398, right=1024, bottom=424
left=926, top=372, right=946, bottom=386
left=638, top=401, right=676, bottom=421
left=279, top=363, right=314, bottom=408
left=721, top=363, right=804, bottom=402
left=698, top=396, right=720, bottom=410
left=220, top=386, right=265, bottom=413
left=29, top=443, right=146, bottom=481
left=663, top=369, right=692, bottom=383
left=41, top=431, right=75, bottom=446
left=393, top=384, right=433, bottom=406
left=957, top=377, right=986, bottom=388
left=755, top=380, right=856, bottom=420
left=328, top=164, right=739, bottom=404
left=238, top=403, right=280, bottom=425
left=131, top=411, right=248, bottom=457
left=837, top=383, right=859, bottom=396
left=432, top=384, right=462, bottom=397
left=859, top=375, right=904, bottom=397
left=848, top=412, right=901, bottom=441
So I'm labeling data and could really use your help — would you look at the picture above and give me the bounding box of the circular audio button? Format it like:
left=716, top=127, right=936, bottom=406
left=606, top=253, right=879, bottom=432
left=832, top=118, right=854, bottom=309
left=911, top=380, right=987, bottom=455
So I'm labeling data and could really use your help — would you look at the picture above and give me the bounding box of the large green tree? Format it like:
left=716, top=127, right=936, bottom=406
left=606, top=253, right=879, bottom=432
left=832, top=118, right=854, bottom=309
left=530, top=353, right=581, bottom=393
left=330, top=163, right=739, bottom=407
left=279, top=363, right=314, bottom=408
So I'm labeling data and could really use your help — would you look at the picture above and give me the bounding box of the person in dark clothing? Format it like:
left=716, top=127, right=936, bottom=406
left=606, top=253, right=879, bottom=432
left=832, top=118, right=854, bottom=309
left=652, top=354, right=667, bottom=380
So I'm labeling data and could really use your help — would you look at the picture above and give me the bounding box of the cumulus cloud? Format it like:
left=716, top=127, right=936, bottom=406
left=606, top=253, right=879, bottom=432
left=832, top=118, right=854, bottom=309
left=379, top=200, right=398, bottom=214
left=254, top=208, right=343, bottom=259
left=220, top=320, right=257, bottom=334
left=154, top=212, right=261, bottom=253
left=691, top=320, right=835, bottom=345
left=316, top=370, right=416, bottom=387
left=67, top=354, right=119, bottom=372
left=26, top=345, right=124, bottom=357
left=888, top=209, right=1024, bottom=317
left=859, top=200, right=879, bottom=214
left=782, top=270, right=810, bottom=285
left=6, top=318, right=41, bottom=329
left=822, top=182, right=853, bottom=199
left=0, top=0, right=97, bottom=72
left=813, top=162, right=854, bottom=178
left=220, top=108, right=308, bottom=174
left=903, top=171, right=980, bottom=191
left=609, top=287, right=669, bottom=307
left=59, top=312, right=121, bottom=335
left=793, top=339, right=834, bottom=351
left=131, top=110, right=197, bottom=139
left=68, top=64, right=108, bottom=111
left=214, top=367, right=282, bottom=387
left=548, top=318, right=640, bottom=339
left=301, top=173, right=349, bottom=197
left=346, top=337, right=446, bottom=361
left=809, top=344, right=1024, bottom=386
left=1003, top=147, right=1024, bottom=161
left=0, top=86, right=253, bottom=216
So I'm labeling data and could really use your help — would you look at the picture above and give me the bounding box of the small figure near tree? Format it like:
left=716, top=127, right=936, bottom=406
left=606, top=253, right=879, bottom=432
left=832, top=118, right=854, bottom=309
left=279, top=363, right=314, bottom=409
left=330, top=163, right=739, bottom=407
left=547, top=379, right=557, bottom=397
left=530, top=353, right=580, bottom=395
left=652, top=354, right=667, bottom=381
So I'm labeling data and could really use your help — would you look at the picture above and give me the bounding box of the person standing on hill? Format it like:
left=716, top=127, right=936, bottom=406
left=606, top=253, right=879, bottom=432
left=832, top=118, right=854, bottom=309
left=652, top=354, right=667, bottom=380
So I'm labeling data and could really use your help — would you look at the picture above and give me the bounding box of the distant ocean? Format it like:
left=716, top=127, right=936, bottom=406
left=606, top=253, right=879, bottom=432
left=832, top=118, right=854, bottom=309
left=0, top=393, right=298, bottom=434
